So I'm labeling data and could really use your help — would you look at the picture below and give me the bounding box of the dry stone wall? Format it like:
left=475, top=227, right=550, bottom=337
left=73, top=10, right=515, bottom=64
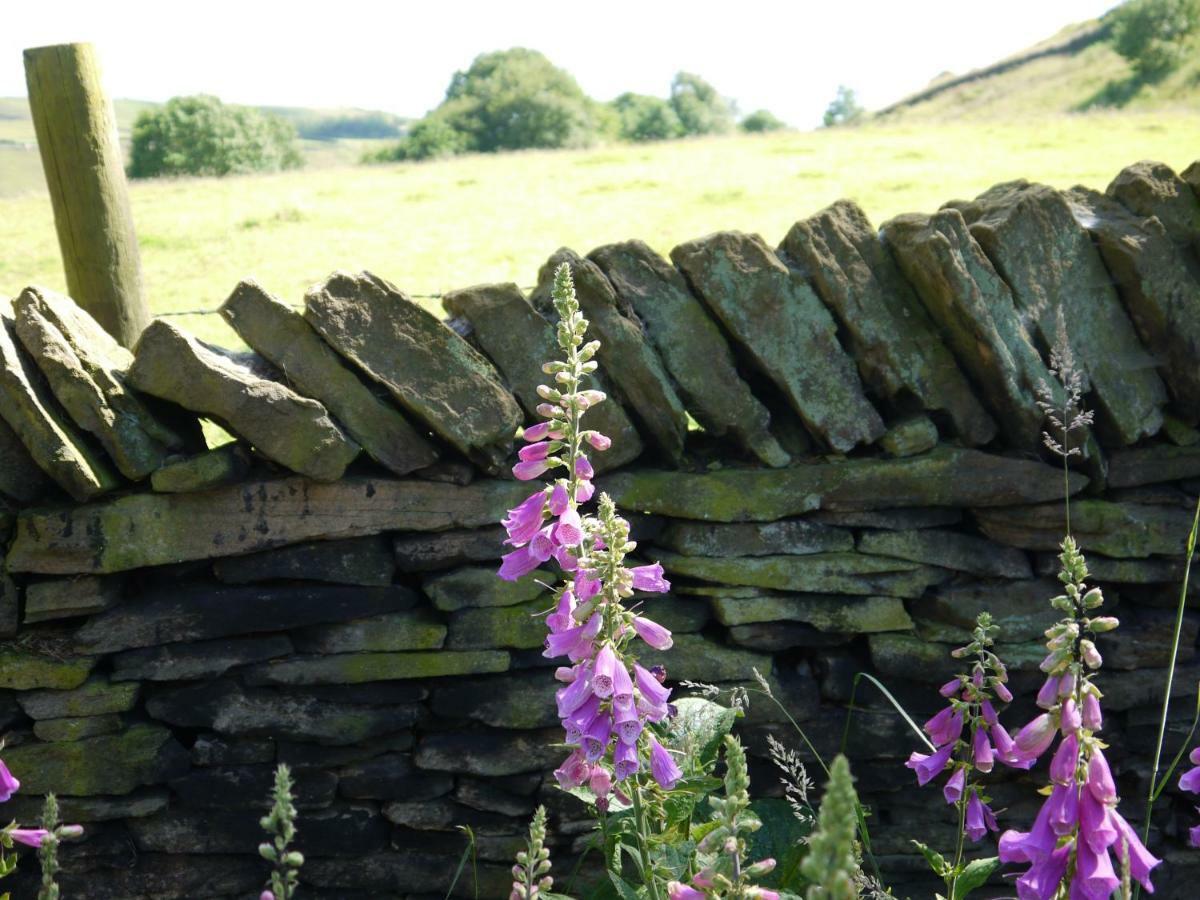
left=1, top=159, right=1200, bottom=898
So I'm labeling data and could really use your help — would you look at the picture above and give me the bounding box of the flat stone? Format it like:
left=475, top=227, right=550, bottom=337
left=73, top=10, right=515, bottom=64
left=0, top=648, right=95, bottom=690
left=423, top=564, right=551, bottom=612
left=636, top=594, right=710, bottom=633
left=1107, top=160, right=1200, bottom=257
left=303, top=851, right=511, bottom=897
left=1034, top=552, right=1198, bottom=590
left=637, top=632, right=773, bottom=682
left=1098, top=607, right=1198, bottom=670
left=590, top=240, right=790, bottom=466
left=75, top=582, right=417, bottom=654
left=951, top=181, right=1165, bottom=445
left=974, top=499, right=1196, bottom=558
left=190, top=734, right=275, bottom=767
left=111, top=635, right=295, bottom=681
left=339, top=753, right=453, bottom=801
left=127, top=320, right=359, bottom=480
left=169, top=764, right=337, bottom=809
left=0, top=574, right=15, bottom=637
left=213, top=535, right=395, bottom=586
left=671, top=231, right=884, bottom=452
left=654, top=518, right=853, bottom=557
left=881, top=209, right=1076, bottom=453
left=415, top=728, right=563, bottom=776
left=448, top=599, right=547, bottom=650
left=4, top=723, right=187, bottom=795
left=14, top=287, right=189, bottom=479
left=382, top=797, right=517, bottom=833
left=909, top=579, right=1062, bottom=642
left=0, top=416, right=46, bottom=503
left=278, top=730, right=414, bottom=768
left=25, top=575, right=122, bottom=623
left=243, top=650, right=509, bottom=685
left=0, top=313, right=117, bottom=500
left=13, top=855, right=263, bottom=900
left=32, top=714, right=122, bottom=742
left=393, top=526, right=506, bottom=572
left=146, top=679, right=423, bottom=744
left=1102, top=662, right=1200, bottom=711
left=441, top=281, right=642, bottom=472
left=1066, top=187, right=1200, bottom=420
left=18, top=677, right=139, bottom=719
left=711, top=592, right=912, bottom=632
left=857, top=528, right=1031, bottom=579
left=602, top=446, right=1084, bottom=521
left=869, top=634, right=1046, bottom=680
left=530, top=249, right=688, bottom=461
left=304, top=270, right=522, bottom=472
left=1109, top=444, right=1200, bottom=489
left=455, top=777, right=536, bottom=817
left=149, top=443, right=251, bottom=493
left=293, top=610, right=446, bottom=654
left=880, top=416, right=939, bottom=458
left=779, top=200, right=995, bottom=444
left=810, top=507, right=962, bottom=530
left=430, top=670, right=559, bottom=729
left=0, top=788, right=169, bottom=824
left=221, top=279, right=438, bottom=476
left=727, top=621, right=851, bottom=651
left=7, top=475, right=530, bottom=574
left=1164, top=415, right=1200, bottom=446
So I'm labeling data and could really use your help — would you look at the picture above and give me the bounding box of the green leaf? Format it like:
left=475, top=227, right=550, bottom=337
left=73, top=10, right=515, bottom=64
left=952, top=856, right=1002, bottom=899
left=747, top=799, right=811, bottom=891
left=607, top=870, right=646, bottom=900
left=912, top=839, right=950, bottom=878
left=666, top=698, right=738, bottom=768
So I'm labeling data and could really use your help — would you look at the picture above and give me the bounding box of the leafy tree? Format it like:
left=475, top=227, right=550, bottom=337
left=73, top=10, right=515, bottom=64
left=741, top=108, right=787, bottom=133
left=1111, top=0, right=1200, bottom=80
left=296, top=112, right=404, bottom=141
left=670, top=71, right=735, bottom=135
left=611, top=92, right=682, bottom=142
left=822, top=85, right=865, bottom=128
left=128, top=95, right=302, bottom=179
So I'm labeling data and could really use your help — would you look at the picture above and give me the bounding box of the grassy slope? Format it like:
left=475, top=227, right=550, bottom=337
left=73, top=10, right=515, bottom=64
left=2, top=114, right=1197, bottom=348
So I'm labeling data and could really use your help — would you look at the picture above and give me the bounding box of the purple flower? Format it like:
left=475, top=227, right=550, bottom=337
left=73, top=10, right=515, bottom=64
left=502, top=491, right=547, bottom=546
left=1112, top=809, right=1160, bottom=891
left=518, top=441, right=553, bottom=462
left=630, top=563, right=670, bottom=593
left=938, top=678, right=961, bottom=698
left=546, top=591, right=577, bottom=633
left=999, top=800, right=1058, bottom=865
left=667, top=883, right=706, bottom=900
left=924, top=705, right=964, bottom=748
left=965, top=792, right=999, bottom=842
left=0, top=759, right=19, bottom=803
left=555, top=668, right=593, bottom=718
left=1182, top=763, right=1200, bottom=794
left=554, top=749, right=592, bottom=788
left=1014, top=713, right=1056, bottom=760
left=635, top=663, right=671, bottom=707
left=632, top=616, right=673, bottom=651
left=972, top=726, right=994, bottom=774
left=586, top=432, right=611, bottom=451
left=593, top=644, right=618, bottom=697
left=1060, top=697, right=1081, bottom=734
left=1049, top=732, right=1079, bottom=785
left=614, top=739, right=639, bottom=780
left=905, top=742, right=953, bottom=786
left=649, top=736, right=682, bottom=790
left=590, top=766, right=612, bottom=799
left=575, top=457, right=594, bottom=480
left=522, top=421, right=553, bottom=442
left=614, top=702, right=642, bottom=743
left=1013, top=843, right=1070, bottom=900
left=498, top=545, right=540, bottom=581
left=555, top=507, right=584, bottom=547
left=575, top=479, right=595, bottom=503
left=261, top=892, right=275, bottom=900
left=994, top=681, right=1013, bottom=703
left=611, top=661, right=634, bottom=710
left=10, top=828, right=48, bottom=849
left=513, top=458, right=552, bottom=481
left=583, top=712, right=612, bottom=761
left=548, top=482, right=570, bottom=515
left=943, top=766, right=965, bottom=804
left=1082, top=692, right=1103, bottom=731
left=528, top=524, right=557, bottom=563
left=1079, top=787, right=1117, bottom=854
left=564, top=694, right=601, bottom=743
left=575, top=570, right=601, bottom=601
left=1036, top=675, right=1060, bottom=709
left=1075, top=833, right=1119, bottom=899
left=1191, top=818, right=1200, bottom=848
left=1086, top=748, right=1116, bottom=804
left=1046, top=782, right=1079, bottom=836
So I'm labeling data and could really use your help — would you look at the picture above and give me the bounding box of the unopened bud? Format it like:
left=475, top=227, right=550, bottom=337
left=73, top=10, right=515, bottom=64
left=536, top=384, right=561, bottom=402
left=745, top=857, right=777, bottom=877
left=1080, top=639, right=1102, bottom=669
left=1082, top=587, right=1104, bottom=609
left=1088, top=616, right=1119, bottom=633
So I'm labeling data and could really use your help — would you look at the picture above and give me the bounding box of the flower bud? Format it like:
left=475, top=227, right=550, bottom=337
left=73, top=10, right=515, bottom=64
left=1080, top=639, right=1102, bottom=670
left=1087, top=616, right=1119, bottom=633
left=1082, top=587, right=1104, bottom=609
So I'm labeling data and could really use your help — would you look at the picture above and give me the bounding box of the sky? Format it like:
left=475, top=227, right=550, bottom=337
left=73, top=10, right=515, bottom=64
left=4, top=0, right=1122, bottom=128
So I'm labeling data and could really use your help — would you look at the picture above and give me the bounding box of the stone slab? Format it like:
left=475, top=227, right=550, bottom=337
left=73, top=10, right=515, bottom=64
left=1107, top=160, right=1200, bottom=257
left=150, top=443, right=251, bottom=493
left=423, top=565, right=552, bottom=612
left=1108, top=444, right=1200, bottom=489
left=33, top=714, right=122, bottom=742
left=430, top=670, right=559, bottom=730
left=17, top=677, right=139, bottom=719
left=655, top=518, right=853, bottom=557
left=393, top=526, right=506, bottom=572
left=857, top=528, right=1032, bottom=578
left=0, top=648, right=95, bottom=690
left=447, top=599, right=548, bottom=650
left=243, top=650, right=510, bottom=685
left=293, top=610, right=447, bottom=654
left=212, top=535, right=396, bottom=586
left=111, top=635, right=295, bottom=682
left=0, top=415, right=46, bottom=504
left=415, top=728, right=563, bottom=776
left=24, top=574, right=122, bottom=623
left=4, top=723, right=188, bottom=795
left=974, top=499, right=1196, bottom=558
left=910, top=579, right=1063, bottom=642
left=711, top=591, right=912, bottom=632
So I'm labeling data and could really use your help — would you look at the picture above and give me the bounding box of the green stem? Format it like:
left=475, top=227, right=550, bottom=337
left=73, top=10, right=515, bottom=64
left=948, top=781, right=969, bottom=899
left=631, top=783, right=663, bottom=900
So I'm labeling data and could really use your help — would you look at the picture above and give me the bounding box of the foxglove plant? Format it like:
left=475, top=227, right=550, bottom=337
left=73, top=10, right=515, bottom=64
left=0, top=753, right=80, bottom=890
left=509, top=805, right=554, bottom=900
left=258, top=764, right=303, bottom=900
left=998, top=538, right=1160, bottom=897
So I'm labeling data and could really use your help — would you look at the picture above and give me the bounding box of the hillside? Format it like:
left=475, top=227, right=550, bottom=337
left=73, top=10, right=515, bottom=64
left=876, top=14, right=1200, bottom=122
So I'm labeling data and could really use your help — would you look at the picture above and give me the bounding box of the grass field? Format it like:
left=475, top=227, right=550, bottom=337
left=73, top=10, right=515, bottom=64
left=2, top=113, right=1199, bottom=348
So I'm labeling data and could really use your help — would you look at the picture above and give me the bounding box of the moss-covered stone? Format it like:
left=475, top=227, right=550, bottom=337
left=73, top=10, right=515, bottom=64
left=33, top=714, right=122, bottom=742
left=415, top=728, right=564, bottom=776
left=869, top=633, right=1046, bottom=680
left=1107, top=160, right=1200, bottom=256
left=17, top=676, right=139, bottom=719
left=0, top=648, right=95, bottom=690
left=857, top=528, right=1031, bottom=579
left=25, top=574, right=122, bottom=624
left=880, top=416, right=940, bottom=457
left=975, top=499, right=1195, bottom=558
left=1108, top=444, right=1200, bottom=489
left=294, top=610, right=446, bottom=654
left=909, top=579, right=1062, bottom=642
left=655, top=518, right=853, bottom=557
left=448, top=599, right=546, bottom=650
left=4, top=723, right=187, bottom=795
left=150, top=443, right=251, bottom=493
left=111, top=635, right=294, bottom=682
left=0, top=415, right=45, bottom=504
left=423, top=565, right=551, bottom=612
left=213, top=535, right=396, bottom=586
left=431, top=670, right=559, bottom=729
left=711, top=592, right=912, bottom=633
left=638, top=633, right=772, bottom=683
left=242, top=650, right=510, bottom=686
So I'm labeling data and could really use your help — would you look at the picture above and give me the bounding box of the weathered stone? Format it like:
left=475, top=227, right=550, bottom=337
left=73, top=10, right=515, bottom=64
left=339, top=753, right=454, bottom=801
left=810, top=507, right=963, bottom=530
left=1164, top=415, right=1200, bottom=446
left=221, top=279, right=438, bottom=476
left=1098, top=608, right=1198, bottom=670
left=637, top=594, right=710, bottom=633
left=858, top=528, right=1031, bottom=579
left=672, top=231, right=884, bottom=452
left=1109, top=444, right=1200, bottom=489
left=304, top=270, right=522, bottom=472
left=415, top=728, right=563, bottom=776
left=294, top=610, right=446, bottom=654
left=711, top=591, right=912, bottom=633
left=0, top=416, right=45, bottom=503
left=1066, top=186, right=1200, bottom=419
left=728, top=621, right=851, bottom=651
left=431, top=670, right=559, bottom=729
left=531, top=250, right=688, bottom=461
left=910, top=579, right=1062, bottom=642
left=14, top=287, right=189, bottom=479
left=146, top=679, right=422, bottom=744
left=111, top=635, right=295, bottom=681
left=8, top=475, right=530, bottom=574
left=638, top=633, right=772, bottom=682
left=243, top=649, right=510, bottom=685
left=974, top=500, right=1195, bottom=558
left=304, top=850, right=511, bottom=897
left=657, top=550, right=945, bottom=599
left=441, top=281, right=642, bottom=472
left=75, top=582, right=416, bottom=653
left=0, top=648, right=95, bottom=690
left=12, top=854, right=264, bottom=900
left=1107, top=160, right=1200, bottom=257
left=779, top=201, right=995, bottom=444
left=213, top=535, right=395, bottom=586
left=393, top=526, right=506, bottom=572
left=601, top=447, right=1084, bottom=521
left=1103, top=662, right=1200, bottom=711
left=190, top=734, right=275, bottom=767
left=448, top=599, right=547, bottom=650
left=278, top=730, right=414, bottom=768
left=415, top=458, right=475, bottom=485
left=169, top=764, right=337, bottom=809
left=869, top=634, right=1046, bottom=679
left=0, top=788, right=169, bottom=824
left=655, top=518, right=853, bottom=557
left=881, top=209, right=1074, bottom=453
left=1034, top=552, right=1198, bottom=590
left=0, top=574, right=15, bottom=637
left=0, top=313, right=117, bottom=500
left=127, top=320, right=359, bottom=480
left=880, top=416, right=940, bottom=457
left=4, top=723, right=187, bottom=795
left=590, top=240, right=790, bottom=466
left=33, top=714, right=122, bottom=742
left=424, top=564, right=551, bottom=612
left=24, top=574, right=122, bottom=623
left=149, top=442, right=251, bottom=493
left=18, top=677, right=139, bottom=719
left=383, top=797, right=518, bottom=833
left=456, top=778, right=536, bottom=817
left=951, top=181, right=1165, bottom=445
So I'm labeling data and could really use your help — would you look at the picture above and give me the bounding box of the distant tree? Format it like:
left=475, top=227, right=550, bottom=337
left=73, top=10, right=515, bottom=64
left=611, top=92, right=683, bottom=141
left=128, top=95, right=302, bottom=178
left=381, top=113, right=470, bottom=161
left=822, top=85, right=865, bottom=128
left=1111, top=0, right=1200, bottom=80
left=669, top=72, right=735, bottom=136
left=740, top=109, right=787, bottom=133
left=297, top=112, right=405, bottom=141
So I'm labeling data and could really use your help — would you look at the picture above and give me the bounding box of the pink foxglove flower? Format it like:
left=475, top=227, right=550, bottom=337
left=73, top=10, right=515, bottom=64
left=632, top=616, right=673, bottom=650
left=585, top=431, right=611, bottom=451
left=965, top=792, right=998, bottom=842
left=502, top=491, right=548, bottom=546
left=498, top=546, right=541, bottom=582
left=648, top=736, right=682, bottom=790
left=667, top=883, right=706, bottom=900
left=0, top=759, right=19, bottom=803
left=630, top=563, right=670, bottom=593
left=512, top=458, right=552, bottom=481
left=10, top=827, right=49, bottom=848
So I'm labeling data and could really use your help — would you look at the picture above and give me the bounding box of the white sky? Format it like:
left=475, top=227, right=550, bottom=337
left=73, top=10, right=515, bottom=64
left=3, top=0, right=1120, bottom=128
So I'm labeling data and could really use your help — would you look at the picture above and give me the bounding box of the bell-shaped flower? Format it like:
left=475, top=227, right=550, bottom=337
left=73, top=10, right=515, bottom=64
left=1060, top=697, right=1082, bottom=734
left=522, top=421, right=552, bottom=442
left=589, top=766, right=612, bottom=799
left=583, top=712, right=612, bottom=761
left=1036, top=675, right=1061, bottom=709
left=575, top=570, right=602, bottom=601
left=1086, top=748, right=1117, bottom=804
left=667, top=883, right=705, bottom=900
left=555, top=507, right=584, bottom=547
left=528, top=524, right=557, bottom=563
left=649, top=736, right=682, bottom=790
left=8, top=827, right=47, bottom=849
left=965, top=792, right=999, bottom=842
left=1013, top=843, right=1070, bottom=900
left=906, top=742, right=953, bottom=787
left=1075, top=834, right=1119, bottom=899
left=546, top=591, right=577, bottom=634
left=1049, top=732, right=1079, bottom=785
left=972, top=726, right=994, bottom=774
left=611, top=662, right=634, bottom=710
left=556, top=669, right=593, bottom=718
left=498, top=545, right=541, bottom=582
left=924, top=705, right=964, bottom=748
left=630, top=563, right=670, bottom=593
left=938, top=678, right=962, bottom=698
left=632, top=616, right=673, bottom=651
left=575, top=479, right=595, bottom=503
left=999, top=799, right=1058, bottom=865
left=1112, top=810, right=1160, bottom=891
left=503, top=491, right=547, bottom=546
left=1046, top=782, right=1079, bottom=836
left=518, top=441, right=553, bottom=462
left=513, top=458, right=552, bottom=481
left=563, top=694, right=601, bottom=743
left=554, top=749, right=592, bottom=788
left=635, top=663, right=671, bottom=707
left=943, top=766, right=965, bottom=804
left=1014, top=713, right=1057, bottom=760
left=614, top=739, right=639, bottom=780
left=0, top=760, right=19, bottom=803
left=1079, top=787, right=1118, bottom=854
left=1081, top=691, right=1103, bottom=731
left=586, top=432, right=612, bottom=451
left=592, top=644, right=618, bottom=698
left=575, top=457, right=594, bottom=480
left=614, top=702, right=642, bottom=744
left=994, top=680, right=1013, bottom=703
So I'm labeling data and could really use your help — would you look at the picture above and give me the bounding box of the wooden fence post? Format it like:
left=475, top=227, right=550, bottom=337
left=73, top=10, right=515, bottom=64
left=24, top=42, right=151, bottom=348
